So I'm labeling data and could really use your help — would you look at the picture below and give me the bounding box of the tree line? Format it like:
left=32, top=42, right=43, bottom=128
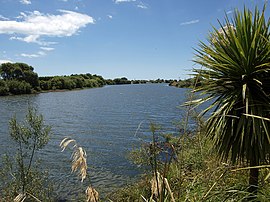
left=0, top=63, right=175, bottom=96
left=0, top=63, right=106, bottom=95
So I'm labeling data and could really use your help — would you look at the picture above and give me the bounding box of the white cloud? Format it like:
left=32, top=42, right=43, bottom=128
left=226, top=10, right=233, bottom=14
left=21, top=53, right=39, bottom=58
left=0, top=59, right=12, bottom=64
left=0, top=15, right=9, bottom=20
left=10, top=35, right=39, bottom=43
left=40, top=47, right=54, bottom=51
left=38, top=51, right=46, bottom=56
left=137, top=3, right=147, bottom=9
left=0, top=10, right=94, bottom=44
left=21, top=51, right=46, bottom=58
left=20, top=0, right=31, bottom=5
left=107, top=15, right=113, bottom=19
left=9, top=35, right=57, bottom=46
left=115, top=0, right=136, bottom=4
left=180, top=19, right=199, bottom=26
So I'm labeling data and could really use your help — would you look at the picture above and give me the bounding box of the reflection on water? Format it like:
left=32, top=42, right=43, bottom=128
left=0, top=84, right=187, bottom=199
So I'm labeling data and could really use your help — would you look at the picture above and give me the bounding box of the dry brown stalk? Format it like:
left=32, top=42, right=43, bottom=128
left=151, top=172, right=162, bottom=198
left=60, top=137, right=100, bottom=202
left=14, top=193, right=26, bottom=202
left=60, top=137, right=87, bottom=182
left=150, top=171, right=176, bottom=202
left=60, top=137, right=76, bottom=151
left=14, top=192, right=42, bottom=202
left=72, top=146, right=88, bottom=182
left=86, top=186, right=99, bottom=202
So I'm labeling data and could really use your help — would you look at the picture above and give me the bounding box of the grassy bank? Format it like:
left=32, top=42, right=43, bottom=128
left=107, top=121, right=270, bottom=201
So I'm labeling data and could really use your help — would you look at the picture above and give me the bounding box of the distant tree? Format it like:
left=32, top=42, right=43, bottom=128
left=0, top=63, right=14, bottom=80
left=71, top=75, right=85, bottom=88
left=40, top=80, right=51, bottom=90
left=105, top=79, right=115, bottom=85
left=0, top=80, right=9, bottom=95
left=113, top=77, right=131, bottom=85
left=0, top=63, right=39, bottom=89
left=50, top=76, right=63, bottom=89
left=7, top=80, right=32, bottom=95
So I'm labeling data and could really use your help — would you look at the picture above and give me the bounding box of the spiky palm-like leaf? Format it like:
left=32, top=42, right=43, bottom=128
left=193, top=5, right=270, bottom=194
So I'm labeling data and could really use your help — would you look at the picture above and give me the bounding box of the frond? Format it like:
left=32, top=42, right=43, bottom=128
left=193, top=5, right=270, bottom=164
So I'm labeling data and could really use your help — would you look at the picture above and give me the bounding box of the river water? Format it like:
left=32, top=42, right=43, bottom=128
left=0, top=84, right=188, bottom=200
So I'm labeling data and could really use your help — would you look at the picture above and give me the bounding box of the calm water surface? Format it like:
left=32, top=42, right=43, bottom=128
left=0, top=84, right=187, bottom=199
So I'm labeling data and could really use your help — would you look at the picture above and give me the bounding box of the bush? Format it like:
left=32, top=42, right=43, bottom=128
left=0, top=80, right=9, bottom=95
left=40, top=80, right=51, bottom=90
left=7, top=80, right=32, bottom=95
left=0, top=107, right=53, bottom=201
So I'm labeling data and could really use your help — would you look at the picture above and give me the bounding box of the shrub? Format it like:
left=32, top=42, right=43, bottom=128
left=0, top=79, right=9, bottom=95
left=7, top=80, right=32, bottom=95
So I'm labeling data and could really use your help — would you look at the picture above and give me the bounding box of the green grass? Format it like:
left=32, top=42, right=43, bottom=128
left=107, top=127, right=270, bottom=202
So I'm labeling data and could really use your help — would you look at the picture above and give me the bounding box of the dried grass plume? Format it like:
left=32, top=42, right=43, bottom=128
left=60, top=137, right=87, bottom=182
left=86, top=186, right=99, bottom=202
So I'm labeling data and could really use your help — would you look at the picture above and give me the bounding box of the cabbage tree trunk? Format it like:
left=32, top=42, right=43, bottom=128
left=247, top=159, right=259, bottom=200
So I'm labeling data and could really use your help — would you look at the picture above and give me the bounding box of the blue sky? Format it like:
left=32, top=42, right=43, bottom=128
left=0, top=0, right=268, bottom=79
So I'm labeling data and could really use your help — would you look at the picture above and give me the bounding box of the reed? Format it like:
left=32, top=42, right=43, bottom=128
left=60, top=137, right=99, bottom=202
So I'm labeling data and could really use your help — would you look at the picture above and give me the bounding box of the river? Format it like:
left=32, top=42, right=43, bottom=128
left=0, top=83, right=188, bottom=200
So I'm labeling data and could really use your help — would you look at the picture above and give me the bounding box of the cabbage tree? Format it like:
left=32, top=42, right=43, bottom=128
left=193, top=6, right=270, bottom=197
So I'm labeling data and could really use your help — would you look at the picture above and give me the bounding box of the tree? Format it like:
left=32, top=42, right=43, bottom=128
left=7, top=80, right=32, bottom=94
left=0, top=107, right=52, bottom=201
left=193, top=6, right=270, bottom=198
left=0, top=80, right=9, bottom=95
left=0, top=62, right=39, bottom=89
left=0, top=62, right=14, bottom=80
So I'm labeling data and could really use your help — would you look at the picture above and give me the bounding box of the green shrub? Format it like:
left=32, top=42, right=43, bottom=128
left=7, top=80, right=32, bottom=94
left=0, top=80, right=9, bottom=95
left=0, top=107, right=53, bottom=201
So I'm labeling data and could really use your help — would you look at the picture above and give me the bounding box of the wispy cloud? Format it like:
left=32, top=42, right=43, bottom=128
left=21, top=51, right=46, bottom=58
left=137, top=2, right=147, bottom=9
left=21, top=53, right=39, bottom=58
left=180, top=19, right=199, bottom=26
left=0, top=10, right=94, bottom=45
left=10, top=35, right=39, bottom=43
left=10, top=35, right=57, bottom=46
left=107, top=15, right=113, bottom=19
left=0, top=15, right=9, bottom=20
left=40, top=47, right=54, bottom=51
left=226, top=10, right=233, bottom=14
left=20, top=0, right=31, bottom=5
left=115, top=0, right=136, bottom=4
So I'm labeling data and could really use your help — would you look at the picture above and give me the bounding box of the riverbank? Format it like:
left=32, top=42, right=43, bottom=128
left=107, top=121, right=270, bottom=201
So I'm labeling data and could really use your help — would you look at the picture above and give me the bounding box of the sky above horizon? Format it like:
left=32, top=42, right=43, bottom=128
left=0, top=0, right=268, bottom=79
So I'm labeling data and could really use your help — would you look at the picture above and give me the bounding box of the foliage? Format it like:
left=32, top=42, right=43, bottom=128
left=6, top=80, right=32, bottom=95
left=0, top=62, right=39, bottom=88
left=110, top=121, right=270, bottom=201
left=193, top=5, right=270, bottom=197
left=39, top=73, right=106, bottom=91
left=0, top=62, right=39, bottom=95
left=0, top=79, right=9, bottom=95
left=0, top=107, right=52, bottom=201
left=113, top=77, right=132, bottom=85
left=169, top=77, right=203, bottom=88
